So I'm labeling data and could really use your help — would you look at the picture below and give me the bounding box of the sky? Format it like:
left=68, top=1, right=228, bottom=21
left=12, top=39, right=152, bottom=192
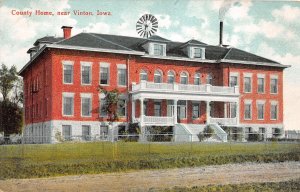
left=0, top=0, right=299, bottom=130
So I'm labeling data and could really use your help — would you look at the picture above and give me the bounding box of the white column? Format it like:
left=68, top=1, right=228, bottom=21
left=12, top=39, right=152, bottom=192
left=236, top=100, right=240, bottom=125
left=173, top=99, right=178, bottom=124
left=131, top=99, right=135, bottom=122
left=206, top=101, right=210, bottom=124
left=140, top=98, right=144, bottom=126
left=224, top=103, right=227, bottom=118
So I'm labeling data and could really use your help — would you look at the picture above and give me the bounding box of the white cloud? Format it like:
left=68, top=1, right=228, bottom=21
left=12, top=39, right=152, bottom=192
left=272, top=5, right=300, bottom=23
left=0, top=0, right=77, bottom=70
left=80, top=22, right=111, bottom=34
left=156, top=14, right=172, bottom=29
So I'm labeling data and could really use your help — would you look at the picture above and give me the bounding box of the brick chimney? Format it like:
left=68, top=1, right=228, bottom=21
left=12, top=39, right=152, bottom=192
left=61, top=26, right=72, bottom=39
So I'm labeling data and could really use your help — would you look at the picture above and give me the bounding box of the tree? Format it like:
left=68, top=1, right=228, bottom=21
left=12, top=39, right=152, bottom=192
left=0, top=64, right=23, bottom=135
left=0, top=64, right=18, bottom=102
left=98, top=86, right=124, bottom=122
left=0, top=101, right=23, bottom=135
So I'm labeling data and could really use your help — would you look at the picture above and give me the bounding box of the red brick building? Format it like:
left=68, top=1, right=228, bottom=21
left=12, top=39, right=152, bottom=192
left=19, top=26, right=289, bottom=143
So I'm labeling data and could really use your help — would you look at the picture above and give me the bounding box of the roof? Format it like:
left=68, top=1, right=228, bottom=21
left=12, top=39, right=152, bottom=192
left=33, top=36, right=64, bottom=46
left=20, top=32, right=289, bottom=75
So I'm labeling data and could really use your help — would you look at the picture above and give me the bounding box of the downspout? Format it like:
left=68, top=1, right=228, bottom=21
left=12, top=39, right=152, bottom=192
left=126, top=54, right=131, bottom=127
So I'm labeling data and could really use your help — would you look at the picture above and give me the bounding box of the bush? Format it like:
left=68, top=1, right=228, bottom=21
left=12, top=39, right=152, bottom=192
left=198, top=126, right=214, bottom=141
left=248, top=132, right=259, bottom=142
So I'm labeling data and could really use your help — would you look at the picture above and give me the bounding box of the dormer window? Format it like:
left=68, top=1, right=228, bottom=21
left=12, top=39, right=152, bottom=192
left=147, top=43, right=166, bottom=56
left=189, top=47, right=205, bottom=59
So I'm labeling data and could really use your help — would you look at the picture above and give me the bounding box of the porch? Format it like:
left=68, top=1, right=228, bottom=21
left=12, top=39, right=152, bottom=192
left=131, top=81, right=240, bottom=127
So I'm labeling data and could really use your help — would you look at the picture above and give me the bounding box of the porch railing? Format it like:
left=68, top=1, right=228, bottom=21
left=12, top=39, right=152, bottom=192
left=210, top=117, right=237, bottom=125
left=132, top=81, right=239, bottom=95
left=134, top=116, right=175, bottom=126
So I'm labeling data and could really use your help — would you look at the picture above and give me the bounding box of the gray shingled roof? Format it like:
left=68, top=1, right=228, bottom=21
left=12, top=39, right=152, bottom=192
left=33, top=36, right=64, bottom=46
left=56, top=33, right=282, bottom=65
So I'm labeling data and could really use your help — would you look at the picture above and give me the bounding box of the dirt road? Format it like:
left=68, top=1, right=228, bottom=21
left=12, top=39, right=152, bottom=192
left=0, top=161, right=299, bottom=192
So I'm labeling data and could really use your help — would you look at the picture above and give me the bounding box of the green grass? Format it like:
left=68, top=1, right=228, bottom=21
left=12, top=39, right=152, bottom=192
left=160, top=178, right=300, bottom=192
left=0, top=142, right=299, bottom=179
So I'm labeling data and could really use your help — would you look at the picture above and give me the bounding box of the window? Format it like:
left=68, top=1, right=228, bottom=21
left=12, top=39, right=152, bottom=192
left=81, top=63, right=92, bottom=85
left=118, top=68, right=127, bottom=86
left=62, top=93, right=74, bottom=116
left=81, top=95, right=92, bottom=117
left=180, top=72, right=188, bottom=84
left=244, top=102, right=252, bottom=120
left=271, top=78, right=278, bottom=94
left=271, top=103, right=278, bottom=120
left=143, top=100, right=148, bottom=116
left=194, top=73, right=201, bottom=85
left=63, top=64, right=73, bottom=84
left=230, top=103, right=236, bottom=118
left=82, top=125, right=91, bottom=141
left=154, top=70, right=162, bottom=83
left=118, top=99, right=126, bottom=117
left=154, top=102, right=161, bottom=116
left=140, top=69, right=148, bottom=81
left=194, top=48, right=202, bottom=58
left=100, top=126, right=108, bottom=139
left=62, top=125, right=71, bottom=140
left=244, top=77, right=251, bottom=93
left=192, top=103, right=200, bottom=118
left=206, top=73, right=213, bottom=85
left=257, top=102, right=265, bottom=120
left=153, top=44, right=164, bottom=56
left=178, top=100, right=187, bottom=119
left=230, top=76, right=238, bottom=87
left=99, top=98, right=107, bottom=116
left=257, top=77, right=265, bottom=93
left=167, top=71, right=175, bottom=83
left=100, top=66, right=109, bottom=85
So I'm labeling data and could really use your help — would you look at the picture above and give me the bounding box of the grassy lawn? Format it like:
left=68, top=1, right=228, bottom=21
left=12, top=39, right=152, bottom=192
left=161, top=178, right=300, bottom=192
left=0, top=142, right=299, bottom=179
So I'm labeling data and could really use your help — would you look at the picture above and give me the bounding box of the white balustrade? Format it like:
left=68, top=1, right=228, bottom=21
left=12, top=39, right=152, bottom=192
left=210, top=117, right=237, bottom=125
left=143, top=115, right=174, bottom=126
left=132, top=81, right=238, bottom=95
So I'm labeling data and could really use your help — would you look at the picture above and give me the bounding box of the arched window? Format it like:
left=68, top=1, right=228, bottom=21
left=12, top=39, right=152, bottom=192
left=194, top=73, right=201, bottom=85
left=167, top=71, right=175, bottom=83
left=206, top=73, right=213, bottom=85
left=140, top=69, right=148, bottom=81
left=180, top=72, right=188, bottom=84
left=154, top=70, right=163, bottom=83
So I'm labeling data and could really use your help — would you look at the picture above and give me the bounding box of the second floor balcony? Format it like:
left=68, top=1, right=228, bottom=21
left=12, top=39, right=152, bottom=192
left=132, top=81, right=239, bottom=96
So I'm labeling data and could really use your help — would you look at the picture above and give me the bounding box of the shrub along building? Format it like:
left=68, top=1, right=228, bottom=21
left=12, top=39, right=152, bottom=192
left=19, top=26, right=289, bottom=143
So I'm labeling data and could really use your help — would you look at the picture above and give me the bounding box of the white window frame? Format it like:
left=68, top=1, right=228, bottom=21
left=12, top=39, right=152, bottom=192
left=167, top=70, right=175, bottom=84
left=244, top=100, right=252, bottom=120
left=99, top=93, right=107, bottom=117
left=206, top=73, right=213, bottom=85
left=194, top=73, right=201, bottom=85
left=81, top=93, right=92, bottom=117
left=99, top=62, right=110, bottom=86
left=190, top=47, right=205, bottom=59
left=270, top=75, right=279, bottom=94
left=62, top=60, right=74, bottom=84
left=140, top=69, right=148, bottom=82
left=117, top=64, right=127, bottom=87
left=270, top=100, right=279, bottom=120
left=257, top=100, right=265, bottom=120
left=180, top=71, right=189, bottom=84
left=149, top=43, right=166, bottom=56
left=229, top=72, right=239, bottom=87
left=192, top=102, right=200, bottom=119
left=154, top=69, right=163, bottom=83
left=243, top=73, right=252, bottom=93
left=257, top=74, right=265, bottom=94
left=62, top=92, right=74, bottom=117
left=62, top=125, right=72, bottom=140
left=81, top=62, right=92, bottom=85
